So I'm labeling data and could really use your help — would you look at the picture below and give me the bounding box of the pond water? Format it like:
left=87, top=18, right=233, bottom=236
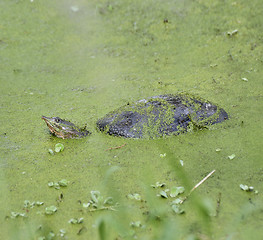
left=0, top=0, right=262, bottom=239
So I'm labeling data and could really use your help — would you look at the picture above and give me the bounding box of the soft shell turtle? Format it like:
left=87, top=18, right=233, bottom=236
left=42, top=94, right=228, bottom=139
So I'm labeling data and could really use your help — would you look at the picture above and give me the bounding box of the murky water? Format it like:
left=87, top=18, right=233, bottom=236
left=1, top=0, right=262, bottom=239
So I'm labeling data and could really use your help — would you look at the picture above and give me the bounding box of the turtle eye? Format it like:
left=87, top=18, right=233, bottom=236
left=55, top=118, right=61, bottom=123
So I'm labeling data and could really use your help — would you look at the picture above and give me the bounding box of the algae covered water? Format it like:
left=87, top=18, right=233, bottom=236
left=0, top=0, right=262, bottom=239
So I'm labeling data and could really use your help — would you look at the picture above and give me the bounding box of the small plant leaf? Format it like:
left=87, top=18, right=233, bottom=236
left=171, top=205, right=184, bottom=214
left=45, top=206, right=57, bottom=215
left=159, top=190, right=168, bottom=198
left=83, top=203, right=90, bottom=209
left=130, top=221, right=142, bottom=228
left=151, top=182, right=166, bottom=188
left=55, top=143, right=64, bottom=152
left=68, top=217, right=84, bottom=224
left=160, top=153, right=166, bottom=158
left=91, top=191, right=100, bottom=203
left=58, top=179, right=69, bottom=187
left=48, top=182, right=54, bottom=187
left=171, top=198, right=183, bottom=205
left=127, top=193, right=141, bottom=201
left=228, top=154, right=236, bottom=160
left=170, top=186, right=185, bottom=198
left=98, top=219, right=106, bottom=240
left=48, top=149, right=54, bottom=155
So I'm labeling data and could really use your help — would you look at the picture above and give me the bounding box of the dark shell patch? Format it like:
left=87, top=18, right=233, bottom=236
left=96, top=94, right=228, bottom=138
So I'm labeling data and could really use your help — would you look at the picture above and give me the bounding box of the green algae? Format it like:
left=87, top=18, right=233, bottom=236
left=0, top=0, right=263, bottom=239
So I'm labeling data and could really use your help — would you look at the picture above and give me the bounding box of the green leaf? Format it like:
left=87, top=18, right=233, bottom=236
left=170, top=186, right=185, bottom=198
left=24, top=200, right=43, bottom=208
left=240, top=184, right=254, bottom=192
left=36, top=201, right=44, bottom=206
left=48, top=182, right=54, bottom=187
left=88, top=191, right=116, bottom=211
left=98, top=219, right=106, bottom=240
left=45, top=206, right=57, bottom=215
left=55, top=143, right=64, bottom=153
left=70, top=6, right=79, bottom=12
left=130, top=221, right=142, bottom=228
left=127, top=193, right=141, bottom=201
left=171, top=198, right=183, bottom=205
left=240, top=184, right=249, bottom=191
left=91, top=191, right=101, bottom=203
left=58, top=229, right=66, bottom=237
left=227, top=29, right=238, bottom=36
left=58, top=179, right=69, bottom=187
left=108, top=4, right=113, bottom=11
left=48, top=149, right=54, bottom=155
left=54, top=182, right=60, bottom=189
left=48, top=180, right=68, bottom=189
left=104, top=197, right=114, bottom=205
left=69, top=218, right=78, bottom=224
left=151, top=182, right=165, bottom=188
left=46, top=232, right=55, bottom=240
left=83, top=203, right=90, bottom=209
left=228, top=154, right=236, bottom=160
left=69, top=217, right=84, bottom=224
left=10, top=212, right=27, bottom=218
left=24, top=200, right=31, bottom=208
left=159, top=190, right=168, bottom=198
left=171, top=205, right=184, bottom=214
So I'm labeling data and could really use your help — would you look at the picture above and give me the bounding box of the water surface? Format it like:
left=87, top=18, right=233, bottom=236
left=0, top=0, right=262, bottom=239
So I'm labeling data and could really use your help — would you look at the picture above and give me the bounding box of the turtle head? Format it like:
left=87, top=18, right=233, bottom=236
left=42, top=116, right=90, bottom=139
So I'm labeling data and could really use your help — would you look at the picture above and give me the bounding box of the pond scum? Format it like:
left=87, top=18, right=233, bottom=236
left=2, top=0, right=262, bottom=239
left=5, top=144, right=259, bottom=240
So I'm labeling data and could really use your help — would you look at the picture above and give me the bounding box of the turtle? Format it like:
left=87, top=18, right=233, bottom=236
left=42, top=93, right=228, bottom=139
